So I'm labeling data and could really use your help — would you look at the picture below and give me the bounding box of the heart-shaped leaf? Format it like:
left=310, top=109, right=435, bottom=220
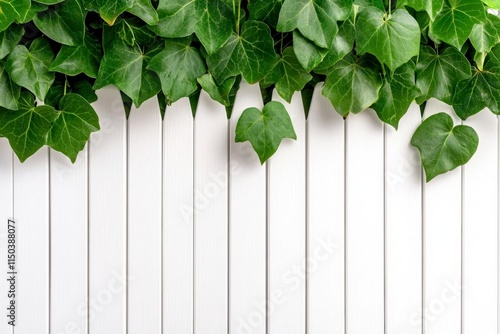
left=411, top=112, right=478, bottom=181
left=150, top=0, right=196, bottom=38
left=236, top=101, right=297, bottom=164
left=195, top=0, right=234, bottom=54
left=356, top=8, right=420, bottom=71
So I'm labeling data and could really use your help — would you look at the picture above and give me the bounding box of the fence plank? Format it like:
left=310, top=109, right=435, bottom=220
left=14, top=148, right=49, bottom=333
left=268, top=92, right=306, bottom=334
left=345, top=109, right=384, bottom=334
left=462, top=110, right=498, bottom=333
left=306, top=85, right=345, bottom=334
left=194, top=92, right=229, bottom=334
left=229, top=82, right=267, bottom=334
left=0, top=140, right=13, bottom=334
left=385, top=104, right=422, bottom=334
left=89, top=87, right=127, bottom=334
left=127, top=98, right=162, bottom=333
left=163, top=98, right=194, bottom=334
left=50, top=149, right=88, bottom=333
left=423, top=99, right=462, bottom=334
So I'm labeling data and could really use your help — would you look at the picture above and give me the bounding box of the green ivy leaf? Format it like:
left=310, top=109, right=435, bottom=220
left=148, top=39, right=206, bottom=104
left=372, top=61, right=420, bottom=129
left=235, top=101, right=297, bottom=164
left=482, top=0, right=500, bottom=8
left=415, top=45, right=471, bottom=105
left=267, top=47, right=312, bottom=103
left=6, top=38, right=55, bottom=101
left=397, top=0, right=444, bottom=20
left=354, top=0, right=384, bottom=10
left=429, top=0, right=486, bottom=49
left=0, top=61, right=20, bottom=110
left=50, top=32, right=102, bottom=78
left=277, top=0, right=352, bottom=48
left=411, top=112, right=478, bottom=181
left=356, top=8, right=420, bottom=71
left=34, top=0, right=64, bottom=4
left=83, top=0, right=134, bottom=25
left=248, top=0, right=283, bottom=28
left=195, top=0, right=234, bottom=54
left=150, top=0, right=196, bottom=38
left=197, top=73, right=237, bottom=106
left=0, top=91, right=58, bottom=162
left=33, top=0, right=86, bottom=46
left=470, top=14, right=500, bottom=68
left=452, top=46, right=500, bottom=119
left=0, top=0, right=30, bottom=32
left=314, top=17, right=355, bottom=74
left=47, top=93, right=100, bottom=162
left=322, top=53, right=383, bottom=117
left=115, top=18, right=157, bottom=47
left=93, top=39, right=161, bottom=107
left=0, top=24, right=23, bottom=59
left=292, top=30, right=328, bottom=72
left=127, top=0, right=158, bottom=25
left=207, top=20, right=277, bottom=84
left=17, top=2, right=47, bottom=23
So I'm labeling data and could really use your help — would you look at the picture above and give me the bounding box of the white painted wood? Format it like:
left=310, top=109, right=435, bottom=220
left=306, top=85, right=345, bottom=334
left=268, top=92, right=306, bottom=334
left=229, top=82, right=267, bottom=334
left=50, top=149, right=88, bottom=334
left=423, top=99, right=462, bottom=334
left=127, top=97, right=162, bottom=333
left=0, top=139, right=13, bottom=334
left=14, top=148, right=49, bottom=333
left=385, top=103, right=422, bottom=334
left=194, top=91, right=229, bottom=334
left=163, top=98, right=194, bottom=334
left=462, top=110, right=498, bottom=333
left=88, top=87, right=127, bottom=334
left=345, top=109, right=384, bottom=334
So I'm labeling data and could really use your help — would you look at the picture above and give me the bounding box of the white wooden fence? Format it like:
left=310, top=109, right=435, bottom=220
left=0, top=82, right=498, bottom=334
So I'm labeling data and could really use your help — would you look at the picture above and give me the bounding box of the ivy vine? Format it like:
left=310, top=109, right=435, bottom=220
left=0, top=0, right=498, bottom=181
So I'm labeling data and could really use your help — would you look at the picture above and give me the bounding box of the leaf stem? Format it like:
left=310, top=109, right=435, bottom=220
left=64, top=77, right=68, bottom=96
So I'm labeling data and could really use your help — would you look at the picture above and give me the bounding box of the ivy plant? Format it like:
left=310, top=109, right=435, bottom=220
left=0, top=0, right=499, bottom=181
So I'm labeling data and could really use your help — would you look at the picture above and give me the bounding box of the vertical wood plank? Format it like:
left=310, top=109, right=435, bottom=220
left=89, top=87, right=127, bottom=334
left=194, top=92, right=229, bottom=334
left=423, top=99, right=462, bottom=334
left=14, top=148, right=49, bottom=334
left=268, top=92, right=306, bottom=334
left=345, top=109, right=384, bottom=334
left=385, top=104, right=422, bottom=334
left=229, top=82, right=267, bottom=334
left=50, top=149, right=88, bottom=333
left=163, top=98, right=194, bottom=334
left=128, top=98, right=162, bottom=333
left=306, top=85, right=345, bottom=334
left=462, top=110, right=498, bottom=333
left=0, top=140, right=13, bottom=334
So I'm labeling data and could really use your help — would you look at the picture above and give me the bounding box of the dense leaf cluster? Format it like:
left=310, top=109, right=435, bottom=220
left=0, top=0, right=499, bottom=179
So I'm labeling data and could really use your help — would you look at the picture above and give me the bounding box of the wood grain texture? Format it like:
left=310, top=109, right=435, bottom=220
left=229, top=82, right=267, bottom=334
left=385, top=104, right=422, bottom=334
left=306, top=85, right=345, bottom=334
left=345, top=109, right=384, bottom=334
left=194, top=92, right=229, bottom=334
left=89, top=87, right=127, bottom=334
left=268, top=91, right=306, bottom=334
left=163, top=98, right=194, bottom=334
left=127, top=97, right=162, bottom=333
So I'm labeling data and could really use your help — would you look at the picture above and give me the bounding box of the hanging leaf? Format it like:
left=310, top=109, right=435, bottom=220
left=372, top=61, right=420, bottom=129
left=150, top=0, right=196, bottom=38
left=207, top=20, right=277, bottom=84
left=195, top=0, right=234, bottom=54
left=5, top=38, right=55, bottom=101
left=469, top=14, right=500, bottom=68
left=397, top=0, right=444, bottom=20
left=277, top=0, right=352, bottom=48
left=148, top=39, right=206, bottom=104
left=292, top=30, right=328, bottom=72
left=322, top=53, right=383, bottom=117
left=411, top=112, right=478, bottom=181
left=47, top=93, right=100, bottom=162
left=248, top=0, right=283, bottom=28
left=0, top=61, right=20, bottom=110
left=0, top=0, right=31, bottom=32
left=0, top=24, right=24, bottom=60
left=236, top=101, right=297, bottom=164
left=356, top=8, right=420, bottom=71
left=415, top=45, right=472, bottom=105
left=197, top=74, right=237, bottom=106
left=430, top=0, right=486, bottom=49
left=83, top=0, right=134, bottom=25
left=127, top=0, right=159, bottom=25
